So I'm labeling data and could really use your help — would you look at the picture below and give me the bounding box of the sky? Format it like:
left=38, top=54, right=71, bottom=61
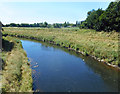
left=0, top=0, right=113, bottom=24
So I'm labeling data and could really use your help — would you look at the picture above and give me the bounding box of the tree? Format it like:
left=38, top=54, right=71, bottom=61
left=79, top=21, right=88, bottom=29
left=43, top=22, right=48, bottom=27
left=97, top=1, right=120, bottom=31
left=53, top=23, right=61, bottom=28
left=76, top=21, right=80, bottom=27
left=20, top=23, right=30, bottom=27
left=47, top=24, right=52, bottom=28
left=10, top=23, right=18, bottom=27
left=63, top=22, right=67, bottom=27
left=80, top=1, right=120, bottom=32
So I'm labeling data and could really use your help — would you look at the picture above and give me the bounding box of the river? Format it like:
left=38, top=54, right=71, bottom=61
left=21, top=39, right=119, bottom=92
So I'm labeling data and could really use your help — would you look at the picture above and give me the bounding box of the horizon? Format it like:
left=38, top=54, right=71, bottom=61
left=0, top=2, right=111, bottom=24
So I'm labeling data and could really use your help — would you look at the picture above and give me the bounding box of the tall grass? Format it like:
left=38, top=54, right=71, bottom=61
left=3, top=27, right=118, bottom=67
left=2, top=36, right=32, bottom=92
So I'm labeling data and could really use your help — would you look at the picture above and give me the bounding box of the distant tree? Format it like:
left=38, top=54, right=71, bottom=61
left=29, top=24, right=34, bottom=27
left=47, top=24, right=52, bottom=28
left=96, top=1, right=120, bottom=31
left=63, top=21, right=70, bottom=27
left=20, top=23, right=30, bottom=27
left=43, top=22, right=48, bottom=27
left=10, top=23, right=18, bottom=27
left=63, top=22, right=67, bottom=27
left=86, top=8, right=104, bottom=29
left=53, top=23, right=61, bottom=28
left=79, top=21, right=88, bottom=29
left=76, top=21, right=81, bottom=27
left=39, top=23, right=44, bottom=27
left=4, top=24, right=10, bottom=27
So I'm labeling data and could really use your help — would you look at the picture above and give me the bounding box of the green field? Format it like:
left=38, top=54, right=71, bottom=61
left=1, top=36, right=33, bottom=92
left=2, top=27, right=119, bottom=67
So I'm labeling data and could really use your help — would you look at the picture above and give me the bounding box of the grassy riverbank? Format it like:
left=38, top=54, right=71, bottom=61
left=1, top=36, right=32, bottom=92
left=2, top=27, right=119, bottom=68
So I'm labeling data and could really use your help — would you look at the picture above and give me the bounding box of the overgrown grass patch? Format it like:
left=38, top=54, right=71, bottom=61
left=2, top=27, right=118, bottom=66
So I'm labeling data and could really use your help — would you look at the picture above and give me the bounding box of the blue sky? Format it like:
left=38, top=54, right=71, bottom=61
left=0, top=2, right=111, bottom=24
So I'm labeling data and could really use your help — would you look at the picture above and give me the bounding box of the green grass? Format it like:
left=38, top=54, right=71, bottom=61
left=2, top=27, right=119, bottom=66
left=2, top=36, right=33, bottom=92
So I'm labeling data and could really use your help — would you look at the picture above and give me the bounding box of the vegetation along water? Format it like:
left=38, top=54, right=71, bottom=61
left=21, top=39, right=119, bottom=92
left=1, top=0, right=120, bottom=92
left=2, top=27, right=119, bottom=68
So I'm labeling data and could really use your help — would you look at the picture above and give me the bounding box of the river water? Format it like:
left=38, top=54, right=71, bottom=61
left=21, top=39, right=119, bottom=92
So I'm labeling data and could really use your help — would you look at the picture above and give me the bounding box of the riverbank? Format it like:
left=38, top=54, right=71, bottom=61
left=1, top=36, right=33, bottom=92
left=21, top=39, right=119, bottom=92
left=2, top=27, right=119, bottom=69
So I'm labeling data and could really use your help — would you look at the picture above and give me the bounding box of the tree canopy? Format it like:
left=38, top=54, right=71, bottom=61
left=3, top=21, right=79, bottom=28
left=80, top=1, right=120, bottom=32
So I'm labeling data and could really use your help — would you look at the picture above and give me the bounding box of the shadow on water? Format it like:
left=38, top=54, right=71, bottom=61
left=2, top=39, right=14, bottom=52
left=19, top=37, right=120, bottom=92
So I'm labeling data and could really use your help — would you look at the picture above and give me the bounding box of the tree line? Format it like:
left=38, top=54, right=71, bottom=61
left=3, top=21, right=80, bottom=28
left=3, top=1, right=119, bottom=32
left=80, top=1, right=120, bottom=32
